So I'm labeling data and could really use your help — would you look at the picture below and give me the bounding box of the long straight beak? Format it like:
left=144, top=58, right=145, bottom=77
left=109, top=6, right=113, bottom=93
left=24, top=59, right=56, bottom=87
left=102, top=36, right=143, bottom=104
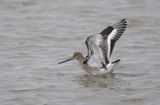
left=58, top=57, right=73, bottom=64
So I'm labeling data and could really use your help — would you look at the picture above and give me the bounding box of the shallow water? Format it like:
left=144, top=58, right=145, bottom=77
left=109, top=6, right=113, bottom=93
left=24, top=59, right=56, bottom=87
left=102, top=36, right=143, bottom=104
left=0, top=0, right=160, bottom=105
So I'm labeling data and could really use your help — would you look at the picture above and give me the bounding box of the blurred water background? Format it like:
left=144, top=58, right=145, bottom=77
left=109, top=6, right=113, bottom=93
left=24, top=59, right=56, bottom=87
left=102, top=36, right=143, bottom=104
left=0, top=0, right=160, bottom=105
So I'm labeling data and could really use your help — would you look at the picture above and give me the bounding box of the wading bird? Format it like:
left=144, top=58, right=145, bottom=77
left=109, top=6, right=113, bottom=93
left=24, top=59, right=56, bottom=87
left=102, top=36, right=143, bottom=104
left=58, top=19, right=127, bottom=75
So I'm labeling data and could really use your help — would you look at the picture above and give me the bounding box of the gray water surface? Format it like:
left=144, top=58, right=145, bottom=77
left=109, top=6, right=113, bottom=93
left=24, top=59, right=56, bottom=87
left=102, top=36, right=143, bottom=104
left=0, top=0, right=160, bottom=105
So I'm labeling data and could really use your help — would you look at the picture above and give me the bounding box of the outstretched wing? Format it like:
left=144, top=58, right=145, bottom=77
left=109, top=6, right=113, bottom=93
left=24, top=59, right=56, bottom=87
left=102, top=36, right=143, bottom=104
left=109, top=19, right=127, bottom=56
left=85, top=19, right=127, bottom=67
left=100, top=19, right=127, bottom=62
left=85, top=34, right=107, bottom=68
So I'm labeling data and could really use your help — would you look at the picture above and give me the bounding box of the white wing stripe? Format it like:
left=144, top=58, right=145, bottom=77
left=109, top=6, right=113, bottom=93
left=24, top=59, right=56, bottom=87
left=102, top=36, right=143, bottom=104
left=107, top=38, right=111, bottom=62
left=109, top=29, right=117, bottom=40
left=107, top=29, right=117, bottom=62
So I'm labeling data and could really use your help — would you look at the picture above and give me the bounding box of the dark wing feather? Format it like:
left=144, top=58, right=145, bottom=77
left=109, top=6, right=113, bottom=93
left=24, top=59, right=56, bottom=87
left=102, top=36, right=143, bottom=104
left=110, top=19, right=127, bottom=56
left=100, top=26, right=113, bottom=36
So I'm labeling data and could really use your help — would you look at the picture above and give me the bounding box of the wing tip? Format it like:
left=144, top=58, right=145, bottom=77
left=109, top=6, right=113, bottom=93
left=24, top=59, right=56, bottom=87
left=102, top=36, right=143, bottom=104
left=100, top=18, right=127, bottom=36
left=120, top=18, right=127, bottom=25
left=113, top=18, right=128, bottom=29
left=112, top=59, right=120, bottom=64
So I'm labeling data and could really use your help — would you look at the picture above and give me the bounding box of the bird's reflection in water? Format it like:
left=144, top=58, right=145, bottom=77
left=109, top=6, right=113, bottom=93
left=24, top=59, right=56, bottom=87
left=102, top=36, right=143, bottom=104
left=77, top=73, right=126, bottom=88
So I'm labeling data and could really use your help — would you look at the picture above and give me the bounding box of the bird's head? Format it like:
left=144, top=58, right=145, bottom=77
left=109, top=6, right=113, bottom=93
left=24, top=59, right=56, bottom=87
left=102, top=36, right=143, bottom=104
left=72, top=52, right=83, bottom=60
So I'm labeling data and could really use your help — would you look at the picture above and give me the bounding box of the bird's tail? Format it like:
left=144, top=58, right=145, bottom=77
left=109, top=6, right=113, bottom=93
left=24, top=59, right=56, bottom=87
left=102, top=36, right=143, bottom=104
left=112, top=59, right=120, bottom=64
